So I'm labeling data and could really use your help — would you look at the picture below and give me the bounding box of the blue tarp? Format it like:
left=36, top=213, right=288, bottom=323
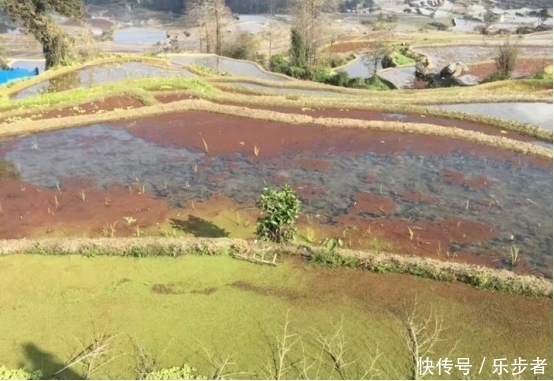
left=0, top=67, right=39, bottom=85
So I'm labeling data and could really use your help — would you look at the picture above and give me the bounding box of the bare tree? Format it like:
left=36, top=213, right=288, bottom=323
left=362, top=38, right=391, bottom=80
left=198, top=340, right=256, bottom=379
left=184, top=0, right=233, bottom=55
left=262, top=311, right=381, bottom=379
left=262, top=0, right=281, bottom=61
left=288, top=0, right=340, bottom=67
left=56, top=320, right=123, bottom=380
left=311, top=317, right=382, bottom=380
left=395, top=298, right=458, bottom=380
left=263, top=310, right=299, bottom=380
left=495, top=38, right=520, bottom=79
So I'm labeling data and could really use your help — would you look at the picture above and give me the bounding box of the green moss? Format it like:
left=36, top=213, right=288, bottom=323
left=309, top=251, right=361, bottom=269
left=0, top=254, right=551, bottom=379
left=0, top=366, right=42, bottom=380
left=392, top=52, right=415, bottom=65
left=0, top=78, right=216, bottom=110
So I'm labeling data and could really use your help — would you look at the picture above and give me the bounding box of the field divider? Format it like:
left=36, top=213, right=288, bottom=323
left=0, top=237, right=550, bottom=298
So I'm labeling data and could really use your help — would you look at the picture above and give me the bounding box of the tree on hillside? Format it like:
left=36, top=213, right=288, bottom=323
left=495, top=38, right=519, bottom=79
left=261, top=0, right=280, bottom=61
left=362, top=38, right=391, bottom=80
left=184, top=0, right=233, bottom=55
left=288, top=0, right=340, bottom=67
left=289, top=27, right=307, bottom=67
left=4, top=0, right=84, bottom=70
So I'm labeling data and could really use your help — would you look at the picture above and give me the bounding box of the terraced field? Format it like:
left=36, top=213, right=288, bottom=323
left=0, top=49, right=552, bottom=379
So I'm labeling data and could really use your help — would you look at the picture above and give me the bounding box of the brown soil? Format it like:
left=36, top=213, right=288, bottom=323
left=397, top=190, right=439, bottom=204
left=0, top=178, right=170, bottom=239
left=117, top=111, right=551, bottom=170
left=223, top=104, right=538, bottom=144
left=364, top=173, right=379, bottom=183
left=467, top=58, right=549, bottom=80
left=328, top=33, right=394, bottom=53
left=154, top=92, right=198, bottom=104
left=411, top=77, right=428, bottom=89
left=0, top=96, right=144, bottom=124
left=349, top=192, right=397, bottom=215
left=294, top=182, right=326, bottom=201
left=333, top=214, right=499, bottom=267
left=442, top=170, right=493, bottom=189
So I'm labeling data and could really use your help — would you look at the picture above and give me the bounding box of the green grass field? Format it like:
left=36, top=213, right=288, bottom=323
left=0, top=255, right=551, bottom=379
left=392, top=52, right=415, bottom=66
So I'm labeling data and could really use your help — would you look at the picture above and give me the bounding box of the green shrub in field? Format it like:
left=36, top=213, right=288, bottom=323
left=255, top=184, right=301, bottom=243
left=144, top=365, right=206, bottom=380
left=0, top=366, right=42, bottom=380
left=269, top=54, right=290, bottom=74
left=288, top=65, right=310, bottom=79
left=222, top=32, right=260, bottom=61
left=327, top=71, right=351, bottom=87
left=309, top=238, right=361, bottom=269
left=481, top=71, right=510, bottom=84
left=321, top=54, right=346, bottom=68
left=392, top=52, right=414, bottom=65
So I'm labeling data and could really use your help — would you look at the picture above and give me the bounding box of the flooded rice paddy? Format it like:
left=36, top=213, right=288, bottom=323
left=12, top=62, right=193, bottom=100
left=339, top=56, right=381, bottom=78
left=0, top=112, right=551, bottom=276
left=432, top=103, right=554, bottom=131
left=170, top=55, right=292, bottom=82
left=378, top=66, right=415, bottom=88
left=413, top=46, right=553, bottom=69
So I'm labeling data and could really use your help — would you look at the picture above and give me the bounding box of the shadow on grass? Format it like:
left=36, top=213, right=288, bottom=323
left=19, top=342, right=83, bottom=380
left=170, top=215, right=229, bottom=238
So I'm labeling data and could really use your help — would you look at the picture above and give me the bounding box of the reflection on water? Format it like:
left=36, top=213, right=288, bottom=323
left=432, top=103, right=554, bottom=131
left=12, top=62, right=194, bottom=100
left=0, top=123, right=551, bottom=273
left=113, top=27, right=168, bottom=44
left=379, top=66, right=415, bottom=89
left=339, top=56, right=382, bottom=79
left=171, top=55, right=292, bottom=82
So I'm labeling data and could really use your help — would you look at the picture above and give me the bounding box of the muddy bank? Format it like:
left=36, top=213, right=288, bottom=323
left=328, top=33, right=393, bottom=53
left=443, top=170, right=493, bottom=189
left=467, top=58, right=550, bottom=81
left=332, top=214, right=503, bottom=269
left=153, top=92, right=198, bottom=103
